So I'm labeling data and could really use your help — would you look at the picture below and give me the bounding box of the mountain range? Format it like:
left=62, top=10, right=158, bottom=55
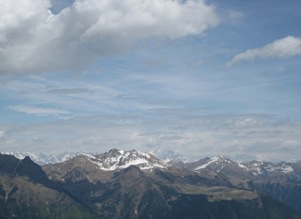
left=1, top=149, right=301, bottom=219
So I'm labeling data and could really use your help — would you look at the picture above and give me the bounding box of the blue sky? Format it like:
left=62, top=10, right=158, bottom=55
left=0, top=0, right=301, bottom=161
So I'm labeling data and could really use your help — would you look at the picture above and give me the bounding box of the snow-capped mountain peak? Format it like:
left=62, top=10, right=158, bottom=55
left=191, top=155, right=296, bottom=177
left=194, top=155, right=234, bottom=171
left=2, top=150, right=297, bottom=176
left=86, top=149, right=168, bottom=171
left=242, top=161, right=295, bottom=176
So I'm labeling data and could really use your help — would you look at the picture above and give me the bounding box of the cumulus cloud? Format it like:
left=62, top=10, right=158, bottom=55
left=227, top=36, right=301, bottom=66
left=0, top=0, right=219, bottom=75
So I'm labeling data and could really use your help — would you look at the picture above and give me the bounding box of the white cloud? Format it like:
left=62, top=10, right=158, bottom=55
left=228, top=36, right=301, bottom=66
left=0, top=0, right=219, bottom=75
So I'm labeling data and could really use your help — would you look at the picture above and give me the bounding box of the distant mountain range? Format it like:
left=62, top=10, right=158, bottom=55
left=2, top=151, right=84, bottom=165
left=2, top=148, right=188, bottom=165
left=174, top=155, right=300, bottom=177
left=1, top=149, right=301, bottom=219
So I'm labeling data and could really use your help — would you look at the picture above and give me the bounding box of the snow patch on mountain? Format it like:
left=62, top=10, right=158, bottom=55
left=191, top=155, right=296, bottom=176
left=265, top=163, right=294, bottom=174
left=238, top=163, right=249, bottom=170
left=87, top=149, right=167, bottom=171
left=194, top=155, right=234, bottom=172
left=195, top=156, right=220, bottom=170
left=240, top=161, right=295, bottom=176
left=280, top=165, right=294, bottom=173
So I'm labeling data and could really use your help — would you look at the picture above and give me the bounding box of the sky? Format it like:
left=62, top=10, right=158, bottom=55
left=0, top=0, right=301, bottom=161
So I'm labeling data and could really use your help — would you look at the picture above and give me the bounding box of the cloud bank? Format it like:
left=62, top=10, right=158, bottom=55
left=1, top=114, right=300, bottom=161
left=0, top=0, right=219, bottom=75
left=228, top=36, right=301, bottom=66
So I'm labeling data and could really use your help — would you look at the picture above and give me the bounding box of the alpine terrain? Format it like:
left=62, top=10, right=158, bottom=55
left=1, top=149, right=301, bottom=219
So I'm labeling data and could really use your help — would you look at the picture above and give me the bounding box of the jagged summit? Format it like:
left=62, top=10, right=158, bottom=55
left=183, top=155, right=297, bottom=177
left=87, top=148, right=168, bottom=171
left=2, top=149, right=173, bottom=168
left=42, top=149, right=169, bottom=183
left=0, top=154, right=52, bottom=185
left=2, top=149, right=299, bottom=177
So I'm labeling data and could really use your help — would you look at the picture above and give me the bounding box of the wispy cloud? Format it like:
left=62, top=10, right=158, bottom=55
left=228, top=36, right=301, bottom=66
left=2, top=74, right=124, bottom=118
left=8, top=105, right=70, bottom=116
left=1, top=71, right=214, bottom=120
left=0, top=130, right=5, bottom=139
left=0, top=0, right=219, bottom=75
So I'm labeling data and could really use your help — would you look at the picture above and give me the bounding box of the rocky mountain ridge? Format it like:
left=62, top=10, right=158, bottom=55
left=178, top=155, right=299, bottom=177
left=3, top=149, right=300, bottom=172
left=1, top=149, right=301, bottom=218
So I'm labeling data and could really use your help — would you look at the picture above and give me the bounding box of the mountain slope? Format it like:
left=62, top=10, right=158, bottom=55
left=180, top=155, right=301, bottom=213
left=0, top=154, right=99, bottom=219
left=42, top=151, right=301, bottom=219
